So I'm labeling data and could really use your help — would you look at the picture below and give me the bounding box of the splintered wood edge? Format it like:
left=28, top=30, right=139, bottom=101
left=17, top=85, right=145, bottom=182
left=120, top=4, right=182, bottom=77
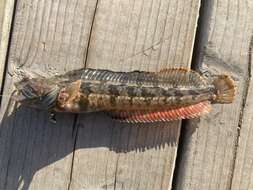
left=231, top=81, right=253, bottom=190
left=231, top=38, right=253, bottom=190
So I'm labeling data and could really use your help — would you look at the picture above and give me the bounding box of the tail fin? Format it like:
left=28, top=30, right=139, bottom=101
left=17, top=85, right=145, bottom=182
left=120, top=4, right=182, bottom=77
left=212, top=75, right=236, bottom=103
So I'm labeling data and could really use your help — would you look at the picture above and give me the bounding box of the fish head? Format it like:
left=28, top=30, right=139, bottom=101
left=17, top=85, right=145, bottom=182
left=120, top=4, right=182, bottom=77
left=13, top=77, right=60, bottom=109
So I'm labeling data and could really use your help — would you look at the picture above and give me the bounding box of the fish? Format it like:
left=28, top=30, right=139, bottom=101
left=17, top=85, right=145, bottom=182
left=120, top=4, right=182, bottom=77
left=13, top=68, right=236, bottom=123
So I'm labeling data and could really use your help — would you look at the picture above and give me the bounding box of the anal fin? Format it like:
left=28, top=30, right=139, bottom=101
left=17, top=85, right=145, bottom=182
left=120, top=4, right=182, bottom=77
left=109, top=101, right=211, bottom=123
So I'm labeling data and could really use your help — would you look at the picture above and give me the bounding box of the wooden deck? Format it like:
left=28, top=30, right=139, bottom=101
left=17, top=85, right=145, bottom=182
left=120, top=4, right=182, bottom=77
left=0, top=0, right=252, bottom=189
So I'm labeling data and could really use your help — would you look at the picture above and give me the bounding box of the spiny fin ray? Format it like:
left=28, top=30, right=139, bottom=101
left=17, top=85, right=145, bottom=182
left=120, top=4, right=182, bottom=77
left=109, top=101, right=211, bottom=123
left=78, top=68, right=208, bottom=88
left=157, top=68, right=207, bottom=88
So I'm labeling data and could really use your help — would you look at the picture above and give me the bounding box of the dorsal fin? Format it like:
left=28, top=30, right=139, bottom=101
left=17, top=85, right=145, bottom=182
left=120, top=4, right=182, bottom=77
left=157, top=68, right=207, bottom=88
left=109, top=101, right=211, bottom=123
left=79, top=68, right=208, bottom=88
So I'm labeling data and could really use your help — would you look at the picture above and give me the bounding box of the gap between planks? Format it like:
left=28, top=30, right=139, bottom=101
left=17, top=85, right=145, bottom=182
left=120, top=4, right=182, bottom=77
left=171, top=0, right=212, bottom=187
left=67, top=1, right=100, bottom=188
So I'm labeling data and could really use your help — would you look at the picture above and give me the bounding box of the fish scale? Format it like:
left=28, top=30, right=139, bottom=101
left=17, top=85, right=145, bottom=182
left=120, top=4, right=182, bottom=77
left=55, top=68, right=217, bottom=112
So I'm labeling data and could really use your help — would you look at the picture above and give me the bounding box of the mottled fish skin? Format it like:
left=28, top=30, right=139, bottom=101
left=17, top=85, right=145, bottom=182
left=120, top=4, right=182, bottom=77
left=54, top=68, right=217, bottom=112
left=13, top=67, right=235, bottom=123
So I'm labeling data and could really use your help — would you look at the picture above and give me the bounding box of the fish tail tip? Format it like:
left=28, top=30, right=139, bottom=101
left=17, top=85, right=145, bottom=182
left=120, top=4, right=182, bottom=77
left=213, top=75, right=236, bottom=103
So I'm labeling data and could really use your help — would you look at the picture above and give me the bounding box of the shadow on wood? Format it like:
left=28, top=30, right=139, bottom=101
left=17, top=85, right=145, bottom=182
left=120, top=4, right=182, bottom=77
left=0, top=103, right=182, bottom=190
left=75, top=112, right=180, bottom=153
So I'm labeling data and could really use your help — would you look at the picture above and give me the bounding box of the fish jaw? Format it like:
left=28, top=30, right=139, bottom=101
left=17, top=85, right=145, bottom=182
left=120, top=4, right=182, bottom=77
left=13, top=77, right=60, bottom=109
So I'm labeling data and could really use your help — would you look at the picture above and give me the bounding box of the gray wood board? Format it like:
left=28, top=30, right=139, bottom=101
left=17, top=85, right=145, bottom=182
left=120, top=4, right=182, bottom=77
left=174, top=0, right=253, bottom=190
left=0, top=0, right=15, bottom=90
left=0, top=0, right=5, bottom=28
left=0, top=0, right=6, bottom=37
left=69, top=0, right=201, bottom=190
left=231, top=36, right=253, bottom=189
left=0, top=0, right=97, bottom=189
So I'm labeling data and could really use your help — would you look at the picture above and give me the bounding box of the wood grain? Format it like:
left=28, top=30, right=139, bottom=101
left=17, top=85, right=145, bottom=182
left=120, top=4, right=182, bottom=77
left=69, top=0, right=201, bottom=189
left=0, top=0, right=97, bottom=189
left=231, top=37, right=253, bottom=190
left=0, top=0, right=15, bottom=91
left=174, top=0, right=253, bottom=189
left=0, top=0, right=5, bottom=23
left=0, top=0, right=6, bottom=36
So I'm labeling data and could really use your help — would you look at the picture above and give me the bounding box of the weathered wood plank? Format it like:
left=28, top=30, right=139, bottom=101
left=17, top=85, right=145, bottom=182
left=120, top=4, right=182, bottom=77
left=174, top=0, right=253, bottom=189
left=231, top=37, right=253, bottom=190
left=0, top=0, right=6, bottom=35
left=0, top=0, right=15, bottom=90
left=0, top=0, right=98, bottom=189
left=69, top=0, right=201, bottom=189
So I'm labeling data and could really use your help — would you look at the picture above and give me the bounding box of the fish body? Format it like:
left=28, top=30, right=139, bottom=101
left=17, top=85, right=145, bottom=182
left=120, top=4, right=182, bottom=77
left=14, top=68, right=235, bottom=123
left=54, top=68, right=215, bottom=111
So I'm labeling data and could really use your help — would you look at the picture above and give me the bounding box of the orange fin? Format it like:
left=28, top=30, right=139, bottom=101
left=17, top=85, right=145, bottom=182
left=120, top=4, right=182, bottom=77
left=212, top=75, right=236, bottom=103
left=110, top=101, right=211, bottom=123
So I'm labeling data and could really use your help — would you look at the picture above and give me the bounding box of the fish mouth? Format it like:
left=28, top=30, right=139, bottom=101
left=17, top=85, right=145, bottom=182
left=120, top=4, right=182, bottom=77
left=11, top=93, right=32, bottom=102
left=12, top=86, right=60, bottom=110
left=10, top=88, right=37, bottom=102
